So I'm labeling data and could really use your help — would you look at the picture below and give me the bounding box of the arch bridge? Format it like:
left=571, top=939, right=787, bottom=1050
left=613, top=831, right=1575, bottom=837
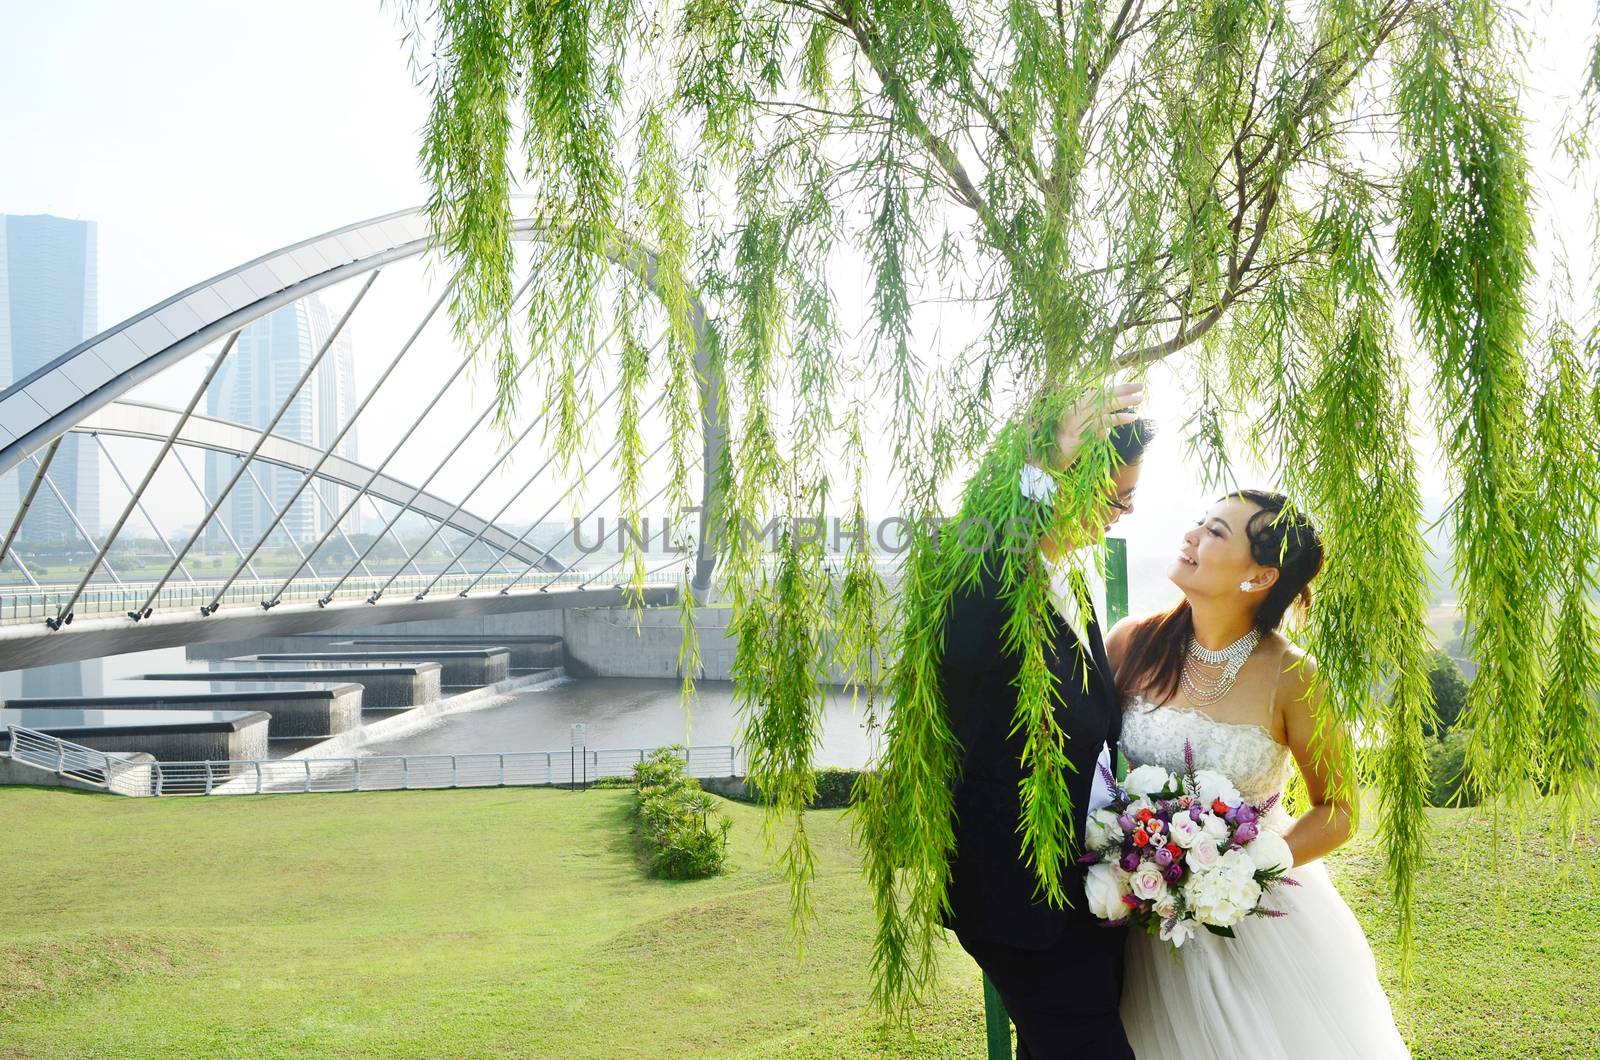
left=0, top=207, right=725, bottom=669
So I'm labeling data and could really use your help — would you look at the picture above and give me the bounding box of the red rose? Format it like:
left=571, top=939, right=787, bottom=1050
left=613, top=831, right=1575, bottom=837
left=1166, top=843, right=1182, bottom=859
left=1132, top=830, right=1150, bottom=848
left=1212, top=799, right=1230, bottom=815
left=1137, top=808, right=1155, bottom=823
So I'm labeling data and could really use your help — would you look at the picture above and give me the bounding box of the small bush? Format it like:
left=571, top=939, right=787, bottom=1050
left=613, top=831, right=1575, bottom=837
left=633, top=746, right=731, bottom=879
left=1426, top=729, right=1477, bottom=807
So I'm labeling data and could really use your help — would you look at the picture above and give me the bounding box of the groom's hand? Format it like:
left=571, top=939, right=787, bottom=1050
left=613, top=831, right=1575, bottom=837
left=1046, top=381, right=1146, bottom=471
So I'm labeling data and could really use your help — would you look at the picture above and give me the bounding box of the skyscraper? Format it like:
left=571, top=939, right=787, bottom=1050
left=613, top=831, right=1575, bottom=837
left=204, top=295, right=358, bottom=547
left=0, top=213, right=100, bottom=543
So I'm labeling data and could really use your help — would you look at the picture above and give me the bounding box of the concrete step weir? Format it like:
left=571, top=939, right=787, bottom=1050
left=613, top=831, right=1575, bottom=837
left=1, top=684, right=364, bottom=748
left=253, top=648, right=510, bottom=687
left=142, top=663, right=443, bottom=709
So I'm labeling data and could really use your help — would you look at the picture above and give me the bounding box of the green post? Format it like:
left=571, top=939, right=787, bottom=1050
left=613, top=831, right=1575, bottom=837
left=983, top=973, right=1012, bottom=1059
left=1105, top=536, right=1129, bottom=625
left=978, top=536, right=1131, bottom=1058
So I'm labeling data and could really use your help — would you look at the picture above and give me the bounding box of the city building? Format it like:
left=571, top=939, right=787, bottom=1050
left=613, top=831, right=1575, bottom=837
left=204, top=295, right=358, bottom=546
left=0, top=213, right=100, bottom=543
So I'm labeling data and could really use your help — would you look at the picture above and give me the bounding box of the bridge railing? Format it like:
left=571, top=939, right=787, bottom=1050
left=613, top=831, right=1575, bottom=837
left=0, top=553, right=907, bottom=626
left=0, top=565, right=682, bottom=626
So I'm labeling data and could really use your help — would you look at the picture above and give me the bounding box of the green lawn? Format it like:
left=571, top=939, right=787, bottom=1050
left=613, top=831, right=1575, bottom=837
left=0, top=784, right=1593, bottom=1058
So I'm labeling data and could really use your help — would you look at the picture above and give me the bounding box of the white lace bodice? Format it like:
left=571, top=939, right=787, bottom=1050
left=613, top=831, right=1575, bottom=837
left=1120, top=696, right=1293, bottom=806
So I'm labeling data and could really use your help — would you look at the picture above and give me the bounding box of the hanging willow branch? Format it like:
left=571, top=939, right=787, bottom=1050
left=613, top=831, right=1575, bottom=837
left=401, top=0, right=1599, bottom=1022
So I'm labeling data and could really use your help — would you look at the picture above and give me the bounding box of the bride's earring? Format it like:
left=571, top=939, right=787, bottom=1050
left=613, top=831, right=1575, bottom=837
left=1239, top=580, right=1253, bottom=592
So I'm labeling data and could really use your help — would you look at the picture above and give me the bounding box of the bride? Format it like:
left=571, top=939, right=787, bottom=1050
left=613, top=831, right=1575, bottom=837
left=1104, top=490, right=1410, bottom=1059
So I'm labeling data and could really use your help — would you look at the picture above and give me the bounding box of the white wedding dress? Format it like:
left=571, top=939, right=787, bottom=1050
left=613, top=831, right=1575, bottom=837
left=1117, top=698, right=1411, bottom=1059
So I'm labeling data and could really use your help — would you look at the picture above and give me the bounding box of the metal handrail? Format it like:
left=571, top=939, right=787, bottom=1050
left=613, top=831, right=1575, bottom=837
left=4, top=725, right=153, bottom=796
left=4, top=728, right=742, bottom=797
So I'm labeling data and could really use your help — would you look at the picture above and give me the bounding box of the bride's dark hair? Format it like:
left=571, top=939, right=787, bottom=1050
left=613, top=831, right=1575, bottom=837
left=1114, top=490, right=1324, bottom=703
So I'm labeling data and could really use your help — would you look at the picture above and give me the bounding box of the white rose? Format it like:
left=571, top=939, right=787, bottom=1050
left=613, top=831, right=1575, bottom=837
left=1245, top=829, right=1294, bottom=875
left=1128, top=864, right=1169, bottom=905
left=1126, top=796, right=1156, bottom=817
left=1085, top=862, right=1131, bottom=922
left=1193, top=769, right=1242, bottom=808
left=1086, top=808, right=1125, bottom=850
left=1201, top=812, right=1230, bottom=841
left=1167, top=814, right=1203, bottom=849
left=1124, top=764, right=1178, bottom=798
left=1159, top=917, right=1195, bottom=947
left=1187, top=836, right=1220, bottom=870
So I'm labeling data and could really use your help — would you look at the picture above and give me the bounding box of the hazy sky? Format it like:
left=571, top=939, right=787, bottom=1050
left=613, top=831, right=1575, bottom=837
left=2, top=1, right=1595, bottom=612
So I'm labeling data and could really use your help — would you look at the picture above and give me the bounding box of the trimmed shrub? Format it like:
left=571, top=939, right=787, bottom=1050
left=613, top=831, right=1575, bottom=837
left=811, top=767, right=864, bottom=809
left=633, top=746, right=731, bottom=879
left=722, top=767, right=868, bottom=809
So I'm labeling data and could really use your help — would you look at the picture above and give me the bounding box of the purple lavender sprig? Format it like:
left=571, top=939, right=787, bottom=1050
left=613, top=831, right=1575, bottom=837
left=1097, top=759, right=1124, bottom=801
left=1183, top=739, right=1196, bottom=775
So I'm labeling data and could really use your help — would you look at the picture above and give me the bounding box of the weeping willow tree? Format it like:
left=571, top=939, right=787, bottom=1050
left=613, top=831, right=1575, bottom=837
left=401, top=0, right=1600, bottom=1020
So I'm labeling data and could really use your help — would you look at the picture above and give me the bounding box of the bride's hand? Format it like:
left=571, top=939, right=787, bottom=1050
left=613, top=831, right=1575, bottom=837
left=1048, top=381, right=1145, bottom=469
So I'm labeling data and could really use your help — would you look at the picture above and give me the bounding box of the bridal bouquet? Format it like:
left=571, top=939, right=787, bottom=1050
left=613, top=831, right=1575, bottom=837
left=1080, top=742, right=1295, bottom=947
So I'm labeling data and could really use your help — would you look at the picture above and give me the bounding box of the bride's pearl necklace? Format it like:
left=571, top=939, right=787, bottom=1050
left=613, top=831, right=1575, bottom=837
left=1181, top=627, right=1261, bottom=706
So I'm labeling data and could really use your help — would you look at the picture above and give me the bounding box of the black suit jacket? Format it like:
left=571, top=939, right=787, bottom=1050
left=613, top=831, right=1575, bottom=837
left=938, top=547, right=1123, bottom=950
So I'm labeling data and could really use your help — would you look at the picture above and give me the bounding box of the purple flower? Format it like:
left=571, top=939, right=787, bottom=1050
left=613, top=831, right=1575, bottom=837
left=1163, top=862, right=1185, bottom=883
left=1183, top=739, right=1196, bottom=774
left=1189, top=805, right=1204, bottom=823
left=1119, top=851, right=1141, bottom=872
left=1261, top=792, right=1280, bottom=814
left=1233, top=821, right=1259, bottom=845
left=1116, top=813, right=1135, bottom=833
left=1235, top=804, right=1259, bottom=825
left=1154, top=846, right=1174, bottom=868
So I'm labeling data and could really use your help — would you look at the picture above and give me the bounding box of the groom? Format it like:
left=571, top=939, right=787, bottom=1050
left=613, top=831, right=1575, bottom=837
left=939, top=403, right=1153, bottom=1059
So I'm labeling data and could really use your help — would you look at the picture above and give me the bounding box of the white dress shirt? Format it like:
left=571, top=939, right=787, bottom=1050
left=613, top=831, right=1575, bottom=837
left=1030, top=464, right=1116, bottom=812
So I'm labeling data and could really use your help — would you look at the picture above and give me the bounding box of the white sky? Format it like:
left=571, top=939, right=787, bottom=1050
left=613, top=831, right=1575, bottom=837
left=1, top=0, right=1595, bottom=611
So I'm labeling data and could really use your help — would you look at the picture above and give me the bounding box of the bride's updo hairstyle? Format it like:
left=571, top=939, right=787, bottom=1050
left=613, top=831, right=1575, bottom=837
left=1242, top=490, right=1324, bottom=631
left=1115, top=490, right=1325, bottom=704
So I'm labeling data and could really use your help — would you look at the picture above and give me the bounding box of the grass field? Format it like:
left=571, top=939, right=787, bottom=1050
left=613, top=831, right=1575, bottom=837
left=0, top=783, right=1594, bottom=1058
